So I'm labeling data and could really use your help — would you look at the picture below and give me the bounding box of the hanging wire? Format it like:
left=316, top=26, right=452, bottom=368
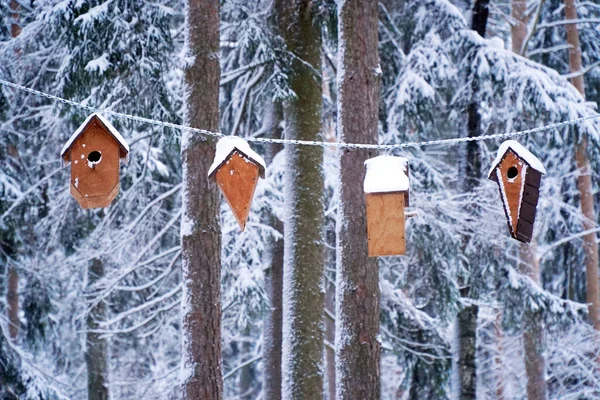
left=1, top=78, right=600, bottom=149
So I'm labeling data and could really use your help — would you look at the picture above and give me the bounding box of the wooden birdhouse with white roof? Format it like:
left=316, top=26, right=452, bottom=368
left=364, top=155, right=410, bottom=257
left=488, top=140, right=546, bottom=243
left=60, top=113, right=129, bottom=209
left=208, top=136, right=266, bottom=231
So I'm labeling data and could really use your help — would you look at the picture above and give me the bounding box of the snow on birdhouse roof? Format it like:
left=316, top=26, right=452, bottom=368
left=208, top=136, right=266, bottom=178
left=364, top=155, right=409, bottom=194
left=60, top=113, right=130, bottom=158
left=487, top=140, right=546, bottom=178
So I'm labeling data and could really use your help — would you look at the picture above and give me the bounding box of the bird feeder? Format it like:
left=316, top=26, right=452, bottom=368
left=364, top=155, right=410, bottom=257
left=60, top=113, right=129, bottom=209
left=488, top=140, right=546, bottom=243
left=208, top=136, right=266, bottom=231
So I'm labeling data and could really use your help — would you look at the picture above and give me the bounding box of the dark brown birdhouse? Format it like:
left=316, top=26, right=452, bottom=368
left=60, top=113, right=129, bottom=209
left=364, top=155, right=410, bottom=257
left=208, top=136, right=266, bottom=231
left=488, top=140, right=545, bottom=243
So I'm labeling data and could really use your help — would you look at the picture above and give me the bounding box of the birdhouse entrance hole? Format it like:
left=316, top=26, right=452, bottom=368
left=507, top=166, right=518, bottom=179
left=88, top=151, right=102, bottom=163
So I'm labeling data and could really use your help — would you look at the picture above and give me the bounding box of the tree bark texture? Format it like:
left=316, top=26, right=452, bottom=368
left=335, top=0, right=381, bottom=399
left=181, top=0, right=223, bottom=398
left=518, top=243, right=547, bottom=400
left=274, top=0, right=325, bottom=398
left=86, top=258, right=109, bottom=400
left=563, top=0, right=600, bottom=333
left=263, top=102, right=284, bottom=400
left=456, top=2, right=489, bottom=398
left=457, top=301, right=478, bottom=400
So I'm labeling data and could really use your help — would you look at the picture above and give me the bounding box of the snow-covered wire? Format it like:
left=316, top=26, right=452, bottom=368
left=2, top=78, right=600, bottom=149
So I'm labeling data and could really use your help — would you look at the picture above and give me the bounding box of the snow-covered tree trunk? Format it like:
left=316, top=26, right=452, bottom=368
left=86, top=258, right=109, bottom=400
left=563, top=0, right=600, bottom=334
left=457, top=1, right=489, bottom=398
left=335, top=0, right=381, bottom=398
left=181, top=0, right=223, bottom=398
left=263, top=102, right=284, bottom=400
left=275, top=0, right=325, bottom=398
left=510, top=2, right=548, bottom=397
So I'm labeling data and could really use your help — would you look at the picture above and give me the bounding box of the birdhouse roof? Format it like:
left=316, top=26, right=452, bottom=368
left=487, top=140, right=546, bottom=178
left=208, top=136, right=266, bottom=179
left=364, top=155, right=409, bottom=194
left=60, top=113, right=130, bottom=159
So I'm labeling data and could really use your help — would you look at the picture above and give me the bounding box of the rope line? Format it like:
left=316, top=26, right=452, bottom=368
left=2, top=78, right=599, bottom=149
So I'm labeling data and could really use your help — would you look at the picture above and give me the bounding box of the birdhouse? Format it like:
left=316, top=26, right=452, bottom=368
left=364, top=155, right=410, bottom=257
left=208, top=136, right=266, bottom=231
left=60, top=113, right=129, bottom=209
left=488, top=140, right=546, bottom=243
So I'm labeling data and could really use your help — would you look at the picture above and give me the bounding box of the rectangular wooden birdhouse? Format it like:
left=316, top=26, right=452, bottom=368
left=208, top=136, right=266, bottom=231
left=364, top=155, right=410, bottom=257
left=60, top=113, right=129, bottom=209
left=488, top=140, right=546, bottom=243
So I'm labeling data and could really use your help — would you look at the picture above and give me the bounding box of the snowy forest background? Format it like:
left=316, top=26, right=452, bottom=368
left=1, top=0, right=600, bottom=399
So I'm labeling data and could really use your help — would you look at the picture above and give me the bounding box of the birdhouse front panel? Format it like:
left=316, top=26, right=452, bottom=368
left=68, top=121, right=122, bottom=209
left=214, top=150, right=261, bottom=231
left=365, top=193, right=406, bottom=257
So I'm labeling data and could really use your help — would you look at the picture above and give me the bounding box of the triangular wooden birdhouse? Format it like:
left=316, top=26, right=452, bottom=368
left=208, top=136, right=266, bottom=231
left=364, top=155, right=410, bottom=257
left=488, top=140, right=546, bottom=243
left=60, top=113, right=129, bottom=209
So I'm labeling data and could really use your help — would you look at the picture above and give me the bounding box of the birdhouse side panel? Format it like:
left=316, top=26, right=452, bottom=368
left=70, top=123, right=121, bottom=207
left=515, top=170, right=542, bottom=243
left=496, top=151, right=527, bottom=238
left=365, top=193, right=405, bottom=257
left=214, top=151, right=261, bottom=231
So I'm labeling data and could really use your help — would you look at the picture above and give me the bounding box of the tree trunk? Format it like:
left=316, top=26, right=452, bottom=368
left=457, top=300, right=478, bottom=400
left=6, top=0, right=21, bottom=343
left=86, top=258, right=109, bottom=400
left=563, top=0, right=600, bottom=334
left=335, top=0, right=381, bottom=399
left=181, top=0, right=223, bottom=398
left=510, top=2, right=548, bottom=396
left=262, top=102, right=284, bottom=400
left=456, top=2, right=489, bottom=399
left=6, top=269, right=18, bottom=340
left=494, top=312, right=504, bottom=400
left=511, top=0, right=527, bottom=54
left=324, top=286, right=335, bottom=400
left=518, top=243, right=547, bottom=400
left=274, top=0, right=325, bottom=398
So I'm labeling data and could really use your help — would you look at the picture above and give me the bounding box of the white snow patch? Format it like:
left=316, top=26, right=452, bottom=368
left=488, top=140, right=546, bottom=177
left=61, top=113, right=130, bottom=159
left=363, top=155, right=409, bottom=193
left=488, top=37, right=505, bottom=50
left=207, top=136, right=266, bottom=177
left=85, top=54, right=111, bottom=73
